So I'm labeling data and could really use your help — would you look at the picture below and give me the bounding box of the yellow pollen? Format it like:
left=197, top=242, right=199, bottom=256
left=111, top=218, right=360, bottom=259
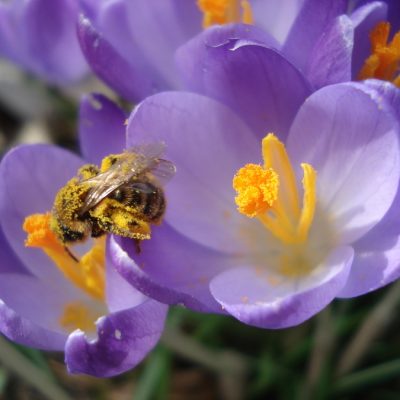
left=358, top=21, right=400, bottom=86
left=197, top=0, right=253, bottom=28
left=23, top=213, right=105, bottom=300
left=232, top=133, right=317, bottom=245
left=59, top=302, right=100, bottom=332
left=233, top=164, right=279, bottom=217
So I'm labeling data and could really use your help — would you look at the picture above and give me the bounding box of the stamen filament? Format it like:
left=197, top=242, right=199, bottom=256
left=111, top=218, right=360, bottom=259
left=262, top=134, right=301, bottom=221
left=233, top=134, right=317, bottom=246
left=197, top=0, right=253, bottom=28
left=296, top=163, right=317, bottom=241
left=358, top=21, right=400, bottom=86
left=23, top=213, right=105, bottom=300
left=258, top=213, right=298, bottom=244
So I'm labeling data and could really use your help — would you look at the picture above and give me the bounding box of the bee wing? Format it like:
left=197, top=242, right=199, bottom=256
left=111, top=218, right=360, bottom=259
left=150, top=158, right=176, bottom=185
left=80, top=168, right=126, bottom=215
left=79, top=143, right=174, bottom=214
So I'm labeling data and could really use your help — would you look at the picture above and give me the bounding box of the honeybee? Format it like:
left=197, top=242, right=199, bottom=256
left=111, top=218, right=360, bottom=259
left=51, top=143, right=176, bottom=246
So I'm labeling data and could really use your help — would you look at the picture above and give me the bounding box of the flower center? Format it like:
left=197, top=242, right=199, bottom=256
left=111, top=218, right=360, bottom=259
left=233, top=134, right=322, bottom=277
left=234, top=133, right=317, bottom=244
left=59, top=302, right=100, bottom=332
left=197, top=0, right=253, bottom=28
left=358, top=21, right=400, bottom=86
left=23, top=213, right=105, bottom=300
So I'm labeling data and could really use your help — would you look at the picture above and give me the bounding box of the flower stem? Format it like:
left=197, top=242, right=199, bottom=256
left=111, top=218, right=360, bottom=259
left=333, top=359, right=400, bottom=394
left=161, top=325, right=250, bottom=400
left=0, top=336, right=71, bottom=400
left=336, top=280, right=400, bottom=376
left=301, top=307, right=335, bottom=399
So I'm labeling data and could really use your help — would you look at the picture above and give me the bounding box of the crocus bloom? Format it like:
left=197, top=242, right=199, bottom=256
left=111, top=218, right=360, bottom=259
left=77, top=0, right=399, bottom=102
left=0, top=0, right=88, bottom=85
left=108, top=79, right=400, bottom=329
left=0, top=94, right=167, bottom=376
left=77, top=0, right=354, bottom=102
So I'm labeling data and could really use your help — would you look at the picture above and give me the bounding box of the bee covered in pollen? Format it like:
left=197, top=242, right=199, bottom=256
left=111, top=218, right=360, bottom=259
left=51, top=143, right=176, bottom=247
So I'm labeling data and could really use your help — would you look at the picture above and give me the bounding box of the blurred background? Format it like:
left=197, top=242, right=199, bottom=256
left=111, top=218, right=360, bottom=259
left=1, top=60, right=400, bottom=400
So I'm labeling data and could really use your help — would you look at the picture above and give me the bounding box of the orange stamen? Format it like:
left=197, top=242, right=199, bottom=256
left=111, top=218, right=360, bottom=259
left=359, top=21, right=400, bottom=86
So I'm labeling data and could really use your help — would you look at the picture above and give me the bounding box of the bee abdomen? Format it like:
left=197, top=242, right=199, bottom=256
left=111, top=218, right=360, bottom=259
left=128, top=182, right=166, bottom=223
left=143, top=185, right=165, bottom=223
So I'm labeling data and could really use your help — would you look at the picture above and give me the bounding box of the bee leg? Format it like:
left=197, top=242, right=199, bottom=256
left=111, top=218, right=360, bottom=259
left=133, top=239, right=142, bottom=254
left=64, top=246, right=79, bottom=262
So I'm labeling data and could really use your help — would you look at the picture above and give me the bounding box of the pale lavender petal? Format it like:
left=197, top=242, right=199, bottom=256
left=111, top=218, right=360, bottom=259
left=0, top=228, right=29, bottom=275
left=350, top=1, right=388, bottom=78
left=338, top=80, right=400, bottom=296
left=77, top=15, right=151, bottom=102
left=125, top=0, right=201, bottom=89
left=364, top=79, right=400, bottom=120
left=79, top=93, right=126, bottom=165
left=0, top=145, right=83, bottom=284
left=0, top=0, right=87, bottom=84
left=357, top=0, right=400, bottom=31
left=127, top=92, right=258, bottom=254
left=106, top=237, right=147, bottom=313
left=251, top=0, right=304, bottom=44
left=210, top=246, right=353, bottom=328
left=287, top=83, right=400, bottom=244
left=307, top=15, right=354, bottom=89
left=339, top=187, right=400, bottom=297
left=110, top=227, right=227, bottom=313
left=0, top=274, right=88, bottom=336
left=78, top=0, right=101, bottom=21
left=283, top=0, right=348, bottom=72
left=93, top=0, right=169, bottom=100
left=176, top=25, right=310, bottom=139
left=0, top=300, right=66, bottom=350
left=65, top=299, right=167, bottom=377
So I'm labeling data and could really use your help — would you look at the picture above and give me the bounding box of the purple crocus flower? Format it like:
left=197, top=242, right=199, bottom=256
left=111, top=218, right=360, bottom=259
left=0, top=94, right=168, bottom=377
left=0, top=0, right=88, bottom=85
left=106, top=77, right=400, bottom=329
left=77, top=0, right=399, bottom=102
left=76, top=0, right=346, bottom=101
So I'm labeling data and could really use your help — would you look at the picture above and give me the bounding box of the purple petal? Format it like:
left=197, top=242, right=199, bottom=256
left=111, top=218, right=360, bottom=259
left=283, top=0, right=348, bottom=72
left=106, top=237, right=147, bottom=313
left=0, top=299, right=66, bottom=350
left=176, top=25, right=310, bottom=139
left=127, top=91, right=259, bottom=254
left=338, top=83, right=400, bottom=296
left=79, top=93, right=126, bottom=165
left=93, top=0, right=171, bottom=99
left=363, top=79, right=400, bottom=120
left=0, top=0, right=87, bottom=84
left=110, top=226, right=227, bottom=313
left=0, top=227, right=29, bottom=275
left=65, top=299, right=167, bottom=377
left=339, top=186, right=400, bottom=297
left=210, top=246, right=353, bottom=328
left=251, top=0, right=304, bottom=44
left=78, top=0, right=101, bottom=21
left=0, top=273, right=88, bottom=337
left=386, top=0, right=400, bottom=31
left=77, top=14, right=152, bottom=102
left=0, top=145, right=83, bottom=284
left=350, top=1, right=388, bottom=78
left=356, top=0, right=400, bottom=32
left=125, top=0, right=201, bottom=88
left=287, top=83, right=400, bottom=243
left=307, top=15, right=354, bottom=89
